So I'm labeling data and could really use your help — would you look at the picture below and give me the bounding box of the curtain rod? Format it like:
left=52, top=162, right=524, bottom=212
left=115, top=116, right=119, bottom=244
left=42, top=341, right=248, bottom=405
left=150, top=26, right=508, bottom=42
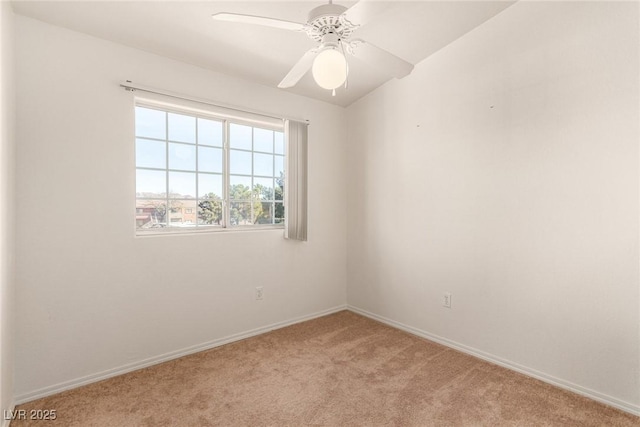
left=119, top=81, right=309, bottom=124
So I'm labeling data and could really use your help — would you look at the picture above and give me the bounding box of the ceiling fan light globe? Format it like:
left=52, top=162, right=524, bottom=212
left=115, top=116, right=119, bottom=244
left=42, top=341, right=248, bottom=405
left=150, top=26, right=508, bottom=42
left=312, top=49, right=348, bottom=90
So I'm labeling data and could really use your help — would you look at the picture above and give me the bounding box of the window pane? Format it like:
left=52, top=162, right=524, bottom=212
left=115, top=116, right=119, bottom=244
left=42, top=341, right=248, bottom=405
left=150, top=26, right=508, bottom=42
left=230, top=201, right=252, bottom=226
left=168, top=200, right=197, bottom=228
left=136, top=199, right=167, bottom=229
left=198, top=146, right=222, bottom=173
left=136, top=107, right=166, bottom=140
left=198, top=118, right=223, bottom=147
left=229, top=176, right=252, bottom=200
left=198, top=173, right=223, bottom=199
left=168, top=171, right=196, bottom=198
left=274, top=131, right=284, bottom=154
left=168, top=113, right=196, bottom=143
left=136, top=138, right=165, bottom=169
left=230, top=150, right=252, bottom=175
left=136, top=169, right=166, bottom=197
left=275, top=155, right=284, bottom=178
left=254, top=128, right=273, bottom=153
left=274, top=202, right=285, bottom=224
left=254, top=177, right=273, bottom=200
left=254, top=153, right=273, bottom=177
left=230, top=123, right=252, bottom=150
left=198, top=195, right=223, bottom=226
left=169, top=143, right=196, bottom=171
left=135, top=105, right=286, bottom=233
left=255, top=202, right=273, bottom=224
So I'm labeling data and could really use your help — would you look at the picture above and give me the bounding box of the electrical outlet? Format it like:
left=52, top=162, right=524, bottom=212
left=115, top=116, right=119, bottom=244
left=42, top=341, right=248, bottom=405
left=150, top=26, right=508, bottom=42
left=255, top=287, right=264, bottom=300
left=443, top=292, right=452, bottom=308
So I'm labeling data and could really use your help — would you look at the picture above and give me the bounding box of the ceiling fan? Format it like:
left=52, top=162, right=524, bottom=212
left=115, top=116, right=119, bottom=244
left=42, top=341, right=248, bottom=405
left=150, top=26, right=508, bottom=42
left=212, top=0, right=414, bottom=95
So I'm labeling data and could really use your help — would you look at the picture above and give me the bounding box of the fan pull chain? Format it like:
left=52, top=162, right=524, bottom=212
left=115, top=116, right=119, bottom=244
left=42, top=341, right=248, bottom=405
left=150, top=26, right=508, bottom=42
left=332, top=88, right=336, bottom=97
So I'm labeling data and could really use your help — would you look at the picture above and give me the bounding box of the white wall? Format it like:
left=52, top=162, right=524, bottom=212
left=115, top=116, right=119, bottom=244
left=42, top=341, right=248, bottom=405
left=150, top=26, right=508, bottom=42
left=12, top=0, right=640, bottom=415
left=14, top=16, right=347, bottom=400
left=347, top=1, right=639, bottom=412
left=0, top=0, right=16, bottom=421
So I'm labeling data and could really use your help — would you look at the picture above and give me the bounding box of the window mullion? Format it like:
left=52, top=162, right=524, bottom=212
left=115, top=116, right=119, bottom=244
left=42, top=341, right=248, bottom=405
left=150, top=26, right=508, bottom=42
left=165, top=111, right=170, bottom=227
left=195, top=117, right=199, bottom=228
left=272, top=131, right=275, bottom=224
left=250, top=127, right=254, bottom=225
left=223, top=120, right=230, bottom=228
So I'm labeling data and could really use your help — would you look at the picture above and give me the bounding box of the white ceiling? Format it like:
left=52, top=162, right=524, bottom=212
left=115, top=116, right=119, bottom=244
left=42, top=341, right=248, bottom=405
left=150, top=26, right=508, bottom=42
left=11, top=1, right=515, bottom=107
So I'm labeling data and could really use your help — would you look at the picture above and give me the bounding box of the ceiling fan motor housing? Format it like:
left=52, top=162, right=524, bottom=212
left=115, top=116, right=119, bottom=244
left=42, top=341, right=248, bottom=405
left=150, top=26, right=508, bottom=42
left=305, top=3, right=357, bottom=42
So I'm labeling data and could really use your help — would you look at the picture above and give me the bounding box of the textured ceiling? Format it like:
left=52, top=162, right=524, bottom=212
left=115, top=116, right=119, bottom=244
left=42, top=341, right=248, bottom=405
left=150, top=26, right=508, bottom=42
left=11, top=1, right=515, bottom=106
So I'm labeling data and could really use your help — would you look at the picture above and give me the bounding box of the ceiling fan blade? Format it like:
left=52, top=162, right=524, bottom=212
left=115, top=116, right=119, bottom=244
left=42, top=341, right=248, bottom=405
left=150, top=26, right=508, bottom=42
left=212, top=13, right=306, bottom=32
left=278, top=49, right=319, bottom=89
left=341, top=0, right=389, bottom=27
left=350, top=38, right=414, bottom=79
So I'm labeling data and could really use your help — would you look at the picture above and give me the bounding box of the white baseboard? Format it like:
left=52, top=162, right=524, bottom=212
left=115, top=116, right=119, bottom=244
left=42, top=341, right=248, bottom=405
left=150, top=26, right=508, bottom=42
left=347, top=305, right=640, bottom=417
left=14, top=304, right=639, bottom=417
left=15, top=304, right=347, bottom=405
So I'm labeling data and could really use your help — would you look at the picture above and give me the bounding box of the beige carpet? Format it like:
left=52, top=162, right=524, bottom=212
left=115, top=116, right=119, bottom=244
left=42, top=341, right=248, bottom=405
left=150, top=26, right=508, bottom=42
left=12, top=311, right=640, bottom=426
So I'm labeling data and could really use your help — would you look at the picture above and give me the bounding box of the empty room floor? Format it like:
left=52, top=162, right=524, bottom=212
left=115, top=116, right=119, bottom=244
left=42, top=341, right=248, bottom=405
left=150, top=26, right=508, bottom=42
left=12, top=311, right=640, bottom=426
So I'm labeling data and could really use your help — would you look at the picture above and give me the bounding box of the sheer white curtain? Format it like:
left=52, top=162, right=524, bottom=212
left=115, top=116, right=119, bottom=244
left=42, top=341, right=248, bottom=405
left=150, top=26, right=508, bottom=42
left=284, top=120, right=308, bottom=241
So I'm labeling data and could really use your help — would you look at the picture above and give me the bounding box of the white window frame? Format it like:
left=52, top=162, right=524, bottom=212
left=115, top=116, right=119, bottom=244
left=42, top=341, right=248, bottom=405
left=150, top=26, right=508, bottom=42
left=134, top=97, right=286, bottom=236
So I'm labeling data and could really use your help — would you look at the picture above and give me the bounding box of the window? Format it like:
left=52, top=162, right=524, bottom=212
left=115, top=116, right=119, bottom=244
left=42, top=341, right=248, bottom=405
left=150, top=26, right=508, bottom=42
left=135, top=103, right=285, bottom=234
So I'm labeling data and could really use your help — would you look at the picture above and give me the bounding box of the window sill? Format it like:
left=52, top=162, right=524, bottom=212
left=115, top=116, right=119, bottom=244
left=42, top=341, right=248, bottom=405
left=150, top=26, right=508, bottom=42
left=135, top=225, right=285, bottom=238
